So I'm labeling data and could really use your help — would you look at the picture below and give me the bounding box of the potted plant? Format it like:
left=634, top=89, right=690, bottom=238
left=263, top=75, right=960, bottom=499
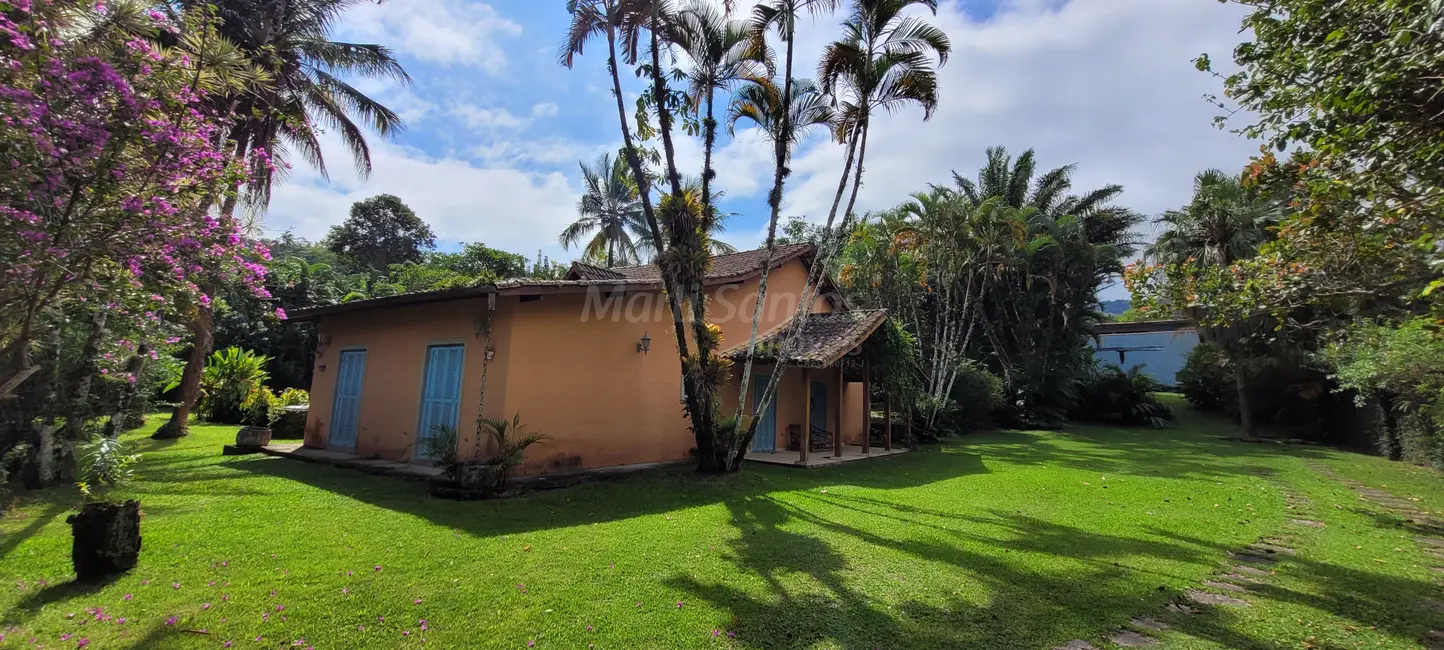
left=67, top=436, right=142, bottom=580
left=234, top=388, right=277, bottom=448
left=426, top=414, right=545, bottom=499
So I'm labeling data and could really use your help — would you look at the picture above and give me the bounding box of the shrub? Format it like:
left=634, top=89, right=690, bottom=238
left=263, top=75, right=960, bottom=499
left=1071, top=364, right=1174, bottom=429
left=947, top=360, right=1004, bottom=430
left=419, top=425, right=462, bottom=478
left=241, top=388, right=278, bottom=428
left=275, top=388, right=309, bottom=407
left=1177, top=341, right=1232, bottom=411
left=195, top=347, right=271, bottom=423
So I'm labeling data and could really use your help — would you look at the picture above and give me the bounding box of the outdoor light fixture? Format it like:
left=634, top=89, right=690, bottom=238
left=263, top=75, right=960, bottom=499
left=485, top=347, right=496, bottom=361
left=637, top=331, right=652, bottom=354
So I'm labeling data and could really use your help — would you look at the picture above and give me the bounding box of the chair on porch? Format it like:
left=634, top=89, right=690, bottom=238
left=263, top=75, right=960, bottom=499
left=786, top=424, right=835, bottom=453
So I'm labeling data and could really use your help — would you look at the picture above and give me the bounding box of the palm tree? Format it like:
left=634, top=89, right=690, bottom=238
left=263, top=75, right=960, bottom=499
left=727, top=76, right=836, bottom=418
left=199, top=0, right=412, bottom=205
left=1147, top=169, right=1277, bottom=266
left=668, top=2, right=770, bottom=216
left=1146, top=168, right=1278, bottom=436
left=561, top=153, right=649, bottom=267
left=819, top=0, right=949, bottom=230
left=156, top=0, right=411, bottom=440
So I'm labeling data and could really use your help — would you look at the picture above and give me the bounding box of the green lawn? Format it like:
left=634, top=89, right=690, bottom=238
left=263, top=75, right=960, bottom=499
left=3, top=400, right=1443, bottom=649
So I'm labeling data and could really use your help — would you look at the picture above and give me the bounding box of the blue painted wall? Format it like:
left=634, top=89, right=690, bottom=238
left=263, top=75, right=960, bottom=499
left=1090, top=329, right=1199, bottom=386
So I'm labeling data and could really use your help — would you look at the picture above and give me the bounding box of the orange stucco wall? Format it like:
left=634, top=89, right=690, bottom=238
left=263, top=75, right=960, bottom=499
left=303, top=258, right=858, bottom=475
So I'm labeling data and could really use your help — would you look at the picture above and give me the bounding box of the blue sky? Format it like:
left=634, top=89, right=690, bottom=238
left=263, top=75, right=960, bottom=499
left=261, top=0, right=1258, bottom=300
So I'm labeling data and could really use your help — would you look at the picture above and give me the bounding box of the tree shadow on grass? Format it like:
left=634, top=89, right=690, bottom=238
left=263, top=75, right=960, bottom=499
left=668, top=493, right=1444, bottom=649
left=1, top=572, right=126, bottom=626
left=205, top=445, right=990, bottom=541
left=0, top=503, right=69, bottom=562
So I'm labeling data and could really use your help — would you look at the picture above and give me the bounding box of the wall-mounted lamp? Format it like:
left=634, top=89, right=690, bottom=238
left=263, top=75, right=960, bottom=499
left=485, top=347, right=496, bottom=361
left=637, top=331, right=651, bottom=355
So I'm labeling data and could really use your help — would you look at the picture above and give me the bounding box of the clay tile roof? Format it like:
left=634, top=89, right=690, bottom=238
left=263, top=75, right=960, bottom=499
left=565, top=261, right=625, bottom=281
left=721, top=309, right=888, bottom=368
left=609, top=242, right=814, bottom=281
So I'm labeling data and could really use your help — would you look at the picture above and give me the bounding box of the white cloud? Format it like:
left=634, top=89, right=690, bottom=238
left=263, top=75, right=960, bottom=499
left=449, top=104, right=530, bottom=131
left=263, top=135, right=577, bottom=255
left=530, top=102, right=559, bottom=118
left=339, top=0, right=521, bottom=73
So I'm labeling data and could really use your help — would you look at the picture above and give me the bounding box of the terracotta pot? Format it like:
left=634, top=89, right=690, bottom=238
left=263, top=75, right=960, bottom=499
left=235, top=426, right=272, bottom=447
left=67, top=500, right=142, bottom=581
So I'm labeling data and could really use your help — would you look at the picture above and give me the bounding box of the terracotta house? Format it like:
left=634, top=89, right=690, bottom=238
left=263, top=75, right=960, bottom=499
left=290, top=243, right=897, bottom=477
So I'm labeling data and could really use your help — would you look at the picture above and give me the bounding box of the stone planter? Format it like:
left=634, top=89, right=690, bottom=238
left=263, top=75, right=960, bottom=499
left=272, top=405, right=308, bottom=439
left=68, top=500, right=142, bottom=581
left=430, top=463, right=506, bottom=500
left=235, top=426, right=273, bottom=447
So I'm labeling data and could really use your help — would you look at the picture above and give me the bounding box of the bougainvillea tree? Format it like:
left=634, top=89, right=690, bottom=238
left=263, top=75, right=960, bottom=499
left=0, top=0, right=272, bottom=484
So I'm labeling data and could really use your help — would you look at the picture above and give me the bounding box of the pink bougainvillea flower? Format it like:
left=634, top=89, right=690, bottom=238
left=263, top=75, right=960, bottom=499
left=527, top=641, right=534, bottom=647
left=357, top=625, right=366, bottom=632
left=275, top=605, right=284, bottom=612
left=141, top=580, right=150, bottom=586
left=728, top=631, right=736, bottom=638
left=341, top=587, right=349, bottom=595
left=116, top=618, right=126, bottom=625
left=636, top=602, right=642, bottom=608
left=165, top=616, right=177, bottom=626
left=254, top=637, right=263, bottom=643
left=346, top=571, right=354, bottom=577
left=586, top=626, right=592, bottom=632
left=224, top=641, right=233, bottom=648
left=270, top=590, right=277, bottom=597
left=202, top=603, right=211, bottom=610
left=402, top=631, right=410, bottom=637
left=377, top=616, right=385, bottom=622
left=208, top=581, right=215, bottom=587
left=418, top=619, right=428, bottom=631
left=414, top=599, right=422, bottom=605
left=374, top=566, right=383, bottom=572
left=676, top=602, right=684, bottom=609
left=221, top=561, right=229, bottom=567
left=713, top=630, right=720, bottom=637
left=66, top=613, right=75, bottom=619
left=122, top=594, right=132, bottom=601
left=77, top=638, right=89, bottom=647
left=221, top=595, right=230, bottom=602
left=62, top=633, right=72, bottom=640
left=172, top=583, right=181, bottom=590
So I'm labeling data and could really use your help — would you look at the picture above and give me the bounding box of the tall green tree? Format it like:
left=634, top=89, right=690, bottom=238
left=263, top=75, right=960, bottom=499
left=325, top=194, right=437, bottom=274
left=1147, top=169, right=1277, bottom=266
left=560, top=153, right=648, bottom=267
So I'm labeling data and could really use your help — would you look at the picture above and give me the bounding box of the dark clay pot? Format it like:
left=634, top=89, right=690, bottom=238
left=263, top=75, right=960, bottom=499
left=67, top=500, right=141, bottom=581
left=235, top=426, right=273, bottom=447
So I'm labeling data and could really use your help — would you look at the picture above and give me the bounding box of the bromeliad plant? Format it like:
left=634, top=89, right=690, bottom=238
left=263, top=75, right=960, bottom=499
left=70, top=434, right=143, bottom=580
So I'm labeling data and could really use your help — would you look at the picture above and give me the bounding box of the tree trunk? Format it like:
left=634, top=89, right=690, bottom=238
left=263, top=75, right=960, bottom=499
left=734, top=22, right=799, bottom=426
left=1377, top=391, right=1403, bottom=461
left=1233, top=359, right=1255, bottom=437
left=20, top=328, right=62, bottom=488
left=105, top=344, right=149, bottom=437
left=154, top=297, right=213, bottom=439
left=600, top=13, right=703, bottom=465
left=59, top=311, right=108, bottom=474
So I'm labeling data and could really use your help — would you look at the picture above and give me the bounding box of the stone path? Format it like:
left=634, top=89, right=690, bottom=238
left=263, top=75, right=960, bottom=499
left=1308, top=462, right=1444, bottom=649
left=1051, top=490, right=1312, bottom=649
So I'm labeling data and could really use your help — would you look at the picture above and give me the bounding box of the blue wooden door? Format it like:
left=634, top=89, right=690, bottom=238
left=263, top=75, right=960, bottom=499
left=750, top=374, right=776, bottom=452
left=328, top=350, right=366, bottom=449
left=416, top=345, right=464, bottom=456
left=810, top=380, right=828, bottom=437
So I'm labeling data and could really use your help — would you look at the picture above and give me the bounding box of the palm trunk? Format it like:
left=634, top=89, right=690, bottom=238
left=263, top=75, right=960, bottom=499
left=700, top=85, right=717, bottom=218
left=840, top=114, right=871, bottom=227
left=601, top=11, right=704, bottom=462
left=105, top=344, right=149, bottom=437
left=735, top=23, right=798, bottom=425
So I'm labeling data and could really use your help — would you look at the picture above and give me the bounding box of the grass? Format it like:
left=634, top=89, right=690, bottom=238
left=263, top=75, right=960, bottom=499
left=2, top=399, right=1443, bottom=649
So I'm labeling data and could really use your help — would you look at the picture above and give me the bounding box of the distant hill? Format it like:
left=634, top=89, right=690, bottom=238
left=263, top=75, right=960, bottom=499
left=1100, top=299, right=1130, bottom=315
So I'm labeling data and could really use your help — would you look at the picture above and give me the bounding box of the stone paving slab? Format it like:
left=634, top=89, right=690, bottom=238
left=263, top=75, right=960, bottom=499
left=1186, top=589, right=1250, bottom=607
left=1109, top=630, right=1158, bottom=647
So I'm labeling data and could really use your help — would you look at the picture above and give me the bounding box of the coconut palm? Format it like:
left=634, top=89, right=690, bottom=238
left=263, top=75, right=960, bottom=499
left=668, top=1, right=771, bottom=214
left=192, top=0, right=412, bottom=205
left=156, top=0, right=411, bottom=440
left=561, top=153, right=649, bottom=267
left=1147, top=168, right=1278, bottom=266
left=819, top=0, right=949, bottom=228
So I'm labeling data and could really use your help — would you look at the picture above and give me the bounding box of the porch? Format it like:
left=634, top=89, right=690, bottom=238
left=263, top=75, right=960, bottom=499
left=745, top=444, right=909, bottom=467
left=723, top=309, right=913, bottom=468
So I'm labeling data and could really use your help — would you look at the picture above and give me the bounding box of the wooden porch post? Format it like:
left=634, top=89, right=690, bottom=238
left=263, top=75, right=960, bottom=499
left=834, top=363, right=844, bottom=458
left=861, top=357, right=871, bottom=455
left=799, top=367, right=811, bottom=465
left=884, top=392, right=893, bottom=451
